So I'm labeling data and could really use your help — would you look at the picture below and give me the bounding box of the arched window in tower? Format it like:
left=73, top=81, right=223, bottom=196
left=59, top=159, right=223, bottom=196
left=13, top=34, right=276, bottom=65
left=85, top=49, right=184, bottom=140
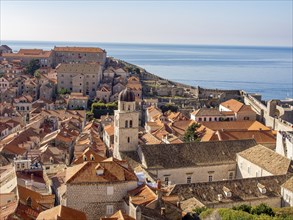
left=83, top=155, right=87, bottom=161
left=129, top=120, right=133, bottom=128
left=90, top=154, right=95, bottom=161
left=128, top=137, right=130, bottom=143
left=125, top=120, right=128, bottom=128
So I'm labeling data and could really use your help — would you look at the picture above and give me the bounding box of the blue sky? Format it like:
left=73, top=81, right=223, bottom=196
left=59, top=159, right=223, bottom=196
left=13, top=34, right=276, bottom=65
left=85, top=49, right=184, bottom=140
left=0, top=1, right=292, bottom=46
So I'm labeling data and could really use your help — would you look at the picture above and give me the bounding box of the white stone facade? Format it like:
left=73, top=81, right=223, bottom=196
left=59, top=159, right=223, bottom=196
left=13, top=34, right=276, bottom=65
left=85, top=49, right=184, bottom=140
left=236, top=154, right=273, bottom=179
left=276, top=131, right=293, bottom=160
left=147, top=163, right=236, bottom=185
left=113, top=100, right=139, bottom=159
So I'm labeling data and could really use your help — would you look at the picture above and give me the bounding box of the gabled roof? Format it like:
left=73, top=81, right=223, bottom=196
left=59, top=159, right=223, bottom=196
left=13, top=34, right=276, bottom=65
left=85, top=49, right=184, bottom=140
left=238, top=144, right=293, bottom=175
left=282, top=176, right=293, bottom=192
left=191, top=108, right=223, bottom=117
left=220, top=99, right=244, bottom=113
left=66, top=158, right=137, bottom=184
left=36, top=205, right=87, bottom=220
left=54, top=46, right=104, bottom=53
left=200, top=120, right=270, bottom=131
left=100, top=210, right=135, bottom=220
left=17, top=184, right=55, bottom=212
left=128, top=184, right=157, bottom=206
left=140, top=132, right=162, bottom=145
left=139, top=139, right=257, bottom=169
left=205, top=130, right=276, bottom=145
left=104, top=124, right=114, bottom=136
left=168, top=175, right=289, bottom=206
left=73, top=147, right=106, bottom=165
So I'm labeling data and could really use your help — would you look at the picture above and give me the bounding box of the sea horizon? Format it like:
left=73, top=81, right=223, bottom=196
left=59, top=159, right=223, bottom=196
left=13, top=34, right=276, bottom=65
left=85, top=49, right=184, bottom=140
left=1, top=39, right=292, bottom=49
left=2, top=40, right=292, bottom=101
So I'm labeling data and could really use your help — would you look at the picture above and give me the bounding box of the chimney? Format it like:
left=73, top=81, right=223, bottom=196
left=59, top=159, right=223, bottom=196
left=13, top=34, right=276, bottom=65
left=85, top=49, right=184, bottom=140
left=160, top=207, right=166, bottom=216
left=157, top=179, right=162, bottom=189
left=31, top=173, right=34, bottom=187
left=176, top=201, right=181, bottom=209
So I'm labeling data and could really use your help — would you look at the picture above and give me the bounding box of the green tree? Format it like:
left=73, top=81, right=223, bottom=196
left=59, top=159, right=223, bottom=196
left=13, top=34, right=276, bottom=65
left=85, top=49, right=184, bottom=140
left=232, top=204, right=252, bottom=214
left=160, top=104, right=179, bottom=113
left=58, top=88, right=70, bottom=95
left=26, top=59, right=40, bottom=75
left=251, top=204, right=275, bottom=217
left=184, top=123, right=201, bottom=142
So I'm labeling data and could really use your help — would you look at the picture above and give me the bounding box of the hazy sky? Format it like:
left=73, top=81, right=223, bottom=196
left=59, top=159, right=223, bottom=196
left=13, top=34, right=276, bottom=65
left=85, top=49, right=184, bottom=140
left=1, top=1, right=292, bottom=46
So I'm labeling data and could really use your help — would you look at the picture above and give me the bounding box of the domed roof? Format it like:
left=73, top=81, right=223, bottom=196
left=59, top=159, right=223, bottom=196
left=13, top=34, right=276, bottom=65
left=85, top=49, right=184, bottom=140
left=119, top=88, right=135, bottom=102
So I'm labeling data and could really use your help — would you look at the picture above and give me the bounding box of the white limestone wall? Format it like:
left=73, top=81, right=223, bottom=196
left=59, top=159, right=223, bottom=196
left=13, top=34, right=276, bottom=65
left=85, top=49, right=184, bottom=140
left=148, top=163, right=236, bottom=185
left=281, top=187, right=293, bottom=207
left=236, top=155, right=273, bottom=179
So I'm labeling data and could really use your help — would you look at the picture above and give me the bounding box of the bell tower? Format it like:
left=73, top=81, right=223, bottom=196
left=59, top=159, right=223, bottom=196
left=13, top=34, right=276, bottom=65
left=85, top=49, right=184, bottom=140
left=113, top=88, right=139, bottom=159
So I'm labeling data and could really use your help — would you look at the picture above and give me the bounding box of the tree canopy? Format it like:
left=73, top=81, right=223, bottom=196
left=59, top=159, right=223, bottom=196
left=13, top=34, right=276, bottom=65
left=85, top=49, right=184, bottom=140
left=26, top=59, right=40, bottom=75
left=183, top=122, right=201, bottom=142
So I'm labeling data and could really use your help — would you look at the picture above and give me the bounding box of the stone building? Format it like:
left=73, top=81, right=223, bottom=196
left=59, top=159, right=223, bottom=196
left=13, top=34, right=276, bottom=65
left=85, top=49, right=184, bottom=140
left=219, top=99, right=257, bottom=121
left=39, top=82, right=55, bottom=101
left=190, top=108, right=235, bottom=122
left=53, top=46, right=107, bottom=66
left=0, top=76, right=9, bottom=92
left=276, top=131, right=293, bottom=160
left=236, top=144, right=293, bottom=179
left=0, top=45, right=12, bottom=54
left=113, top=88, right=139, bottom=159
left=281, top=176, right=293, bottom=207
left=127, top=76, right=142, bottom=100
left=135, top=139, right=257, bottom=185
left=56, top=63, right=102, bottom=99
left=67, top=92, right=88, bottom=110
left=2, top=49, right=53, bottom=67
left=65, top=158, right=138, bottom=219
left=96, top=86, right=112, bottom=102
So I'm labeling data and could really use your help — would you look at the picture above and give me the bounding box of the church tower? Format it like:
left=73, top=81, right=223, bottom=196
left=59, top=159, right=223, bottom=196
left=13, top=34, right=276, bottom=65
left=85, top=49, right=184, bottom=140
left=113, top=88, right=139, bottom=159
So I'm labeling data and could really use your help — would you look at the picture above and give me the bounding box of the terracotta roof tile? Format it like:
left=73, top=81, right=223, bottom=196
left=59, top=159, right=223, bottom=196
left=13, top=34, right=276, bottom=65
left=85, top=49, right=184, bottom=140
left=54, top=46, right=104, bottom=53
left=36, top=205, right=87, bottom=220
left=220, top=99, right=244, bottom=113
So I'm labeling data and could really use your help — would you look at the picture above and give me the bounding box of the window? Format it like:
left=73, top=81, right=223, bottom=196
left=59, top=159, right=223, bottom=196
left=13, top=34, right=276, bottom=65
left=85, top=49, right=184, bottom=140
left=208, top=175, right=213, bottom=182
left=128, top=105, right=130, bottom=111
left=125, top=120, right=128, bottom=128
left=215, top=117, right=217, bottom=121
left=83, top=155, right=87, bottom=161
left=187, top=176, right=192, bottom=184
left=247, top=166, right=251, bottom=174
left=127, top=137, right=130, bottom=143
left=204, top=117, right=206, bottom=121
left=164, top=176, right=169, bottom=185
left=209, top=118, right=212, bottom=121
left=129, top=120, right=133, bottom=128
left=198, top=118, right=202, bottom=122
left=228, top=172, right=234, bottom=180
left=21, top=163, right=25, bottom=168
left=106, top=205, right=114, bottom=215
left=107, top=186, right=114, bottom=195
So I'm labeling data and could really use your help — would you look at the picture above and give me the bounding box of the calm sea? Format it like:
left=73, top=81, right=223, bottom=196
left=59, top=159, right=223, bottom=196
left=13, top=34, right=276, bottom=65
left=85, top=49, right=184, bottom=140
left=2, top=40, right=292, bottom=100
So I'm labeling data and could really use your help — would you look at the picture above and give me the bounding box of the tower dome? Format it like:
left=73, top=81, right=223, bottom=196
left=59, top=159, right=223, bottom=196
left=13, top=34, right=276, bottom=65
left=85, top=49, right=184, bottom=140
left=118, top=88, right=135, bottom=102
